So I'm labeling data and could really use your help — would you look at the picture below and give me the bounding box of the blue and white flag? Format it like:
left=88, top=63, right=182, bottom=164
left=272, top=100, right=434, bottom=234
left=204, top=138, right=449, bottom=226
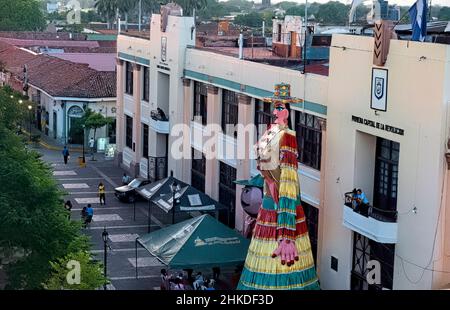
left=408, top=0, right=428, bottom=42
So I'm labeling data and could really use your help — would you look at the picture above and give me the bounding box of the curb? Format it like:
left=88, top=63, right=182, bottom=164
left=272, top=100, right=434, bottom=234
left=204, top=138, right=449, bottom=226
left=23, top=130, right=83, bottom=152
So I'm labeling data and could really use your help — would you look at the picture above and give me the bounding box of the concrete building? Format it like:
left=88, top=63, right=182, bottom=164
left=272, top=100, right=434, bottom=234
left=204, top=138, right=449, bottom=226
left=116, top=12, right=450, bottom=289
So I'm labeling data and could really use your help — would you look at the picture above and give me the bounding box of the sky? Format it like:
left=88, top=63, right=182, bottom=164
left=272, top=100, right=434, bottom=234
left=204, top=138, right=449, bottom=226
left=230, top=0, right=450, bottom=7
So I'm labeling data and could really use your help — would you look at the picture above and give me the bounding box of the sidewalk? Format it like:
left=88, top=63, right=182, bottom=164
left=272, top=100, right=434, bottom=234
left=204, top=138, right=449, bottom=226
left=22, top=125, right=84, bottom=152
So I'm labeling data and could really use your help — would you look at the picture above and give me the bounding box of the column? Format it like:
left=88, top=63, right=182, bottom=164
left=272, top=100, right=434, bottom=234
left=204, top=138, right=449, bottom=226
left=115, top=59, right=124, bottom=166
left=235, top=93, right=252, bottom=233
left=182, top=78, right=192, bottom=184
left=131, top=63, right=141, bottom=177
left=317, top=118, right=327, bottom=275
left=205, top=85, right=220, bottom=200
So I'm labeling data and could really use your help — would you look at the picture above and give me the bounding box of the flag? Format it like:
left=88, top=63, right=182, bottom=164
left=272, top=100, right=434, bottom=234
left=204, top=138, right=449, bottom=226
left=349, top=0, right=365, bottom=23
left=408, top=0, right=428, bottom=42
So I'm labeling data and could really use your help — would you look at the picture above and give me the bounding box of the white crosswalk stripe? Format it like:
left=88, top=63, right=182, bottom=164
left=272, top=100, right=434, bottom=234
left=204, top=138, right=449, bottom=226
left=62, top=183, right=89, bottom=189
left=108, top=233, right=140, bottom=243
left=75, top=197, right=101, bottom=204
left=53, top=170, right=77, bottom=176
left=92, top=214, right=123, bottom=222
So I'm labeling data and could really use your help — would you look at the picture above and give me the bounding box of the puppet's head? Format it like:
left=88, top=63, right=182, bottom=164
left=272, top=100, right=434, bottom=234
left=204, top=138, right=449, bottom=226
left=234, top=175, right=264, bottom=218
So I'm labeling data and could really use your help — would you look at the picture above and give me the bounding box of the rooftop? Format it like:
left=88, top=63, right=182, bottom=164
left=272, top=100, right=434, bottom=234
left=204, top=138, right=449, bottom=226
left=0, top=41, right=116, bottom=99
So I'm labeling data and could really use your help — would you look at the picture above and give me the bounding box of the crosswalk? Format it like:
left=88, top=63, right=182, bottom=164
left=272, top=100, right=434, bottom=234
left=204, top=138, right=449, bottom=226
left=52, top=162, right=164, bottom=289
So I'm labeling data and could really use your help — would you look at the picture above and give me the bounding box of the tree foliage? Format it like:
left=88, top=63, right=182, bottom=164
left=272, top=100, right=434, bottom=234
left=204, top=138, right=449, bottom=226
left=44, top=250, right=106, bottom=290
left=0, top=87, right=100, bottom=289
left=0, top=0, right=46, bottom=31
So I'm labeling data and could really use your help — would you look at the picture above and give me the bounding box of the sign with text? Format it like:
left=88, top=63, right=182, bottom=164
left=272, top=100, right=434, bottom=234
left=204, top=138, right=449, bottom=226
left=371, top=68, right=388, bottom=112
left=161, top=37, right=167, bottom=63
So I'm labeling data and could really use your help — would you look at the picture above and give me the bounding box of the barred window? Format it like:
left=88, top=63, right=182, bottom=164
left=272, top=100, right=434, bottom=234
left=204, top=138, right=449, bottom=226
left=125, top=62, right=133, bottom=95
left=142, top=67, right=149, bottom=102
left=142, top=123, right=149, bottom=158
left=295, top=111, right=323, bottom=170
left=254, top=99, right=272, bottom=139
left=302, top=202, right=319, bottom=265
left=191, top=148, right=206, bottom=192
left=193, top=81, right=208, bottom=125
left=126, top=115, right=133, bottom=149
left=222, top=90, right=239, bottom=137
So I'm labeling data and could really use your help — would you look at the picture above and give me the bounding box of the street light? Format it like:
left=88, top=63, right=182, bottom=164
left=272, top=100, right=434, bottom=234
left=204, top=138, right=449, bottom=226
left=102, top=227, right=109, bottom=290
left=170, top=180, right=181, bottom=224
left=27, top=105, right=32, bottom=141
left=81, top=124, right=86, bottom=164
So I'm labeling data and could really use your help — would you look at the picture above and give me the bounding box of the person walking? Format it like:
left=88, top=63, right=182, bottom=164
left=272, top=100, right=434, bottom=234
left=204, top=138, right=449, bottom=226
left=98, top=182, right=106, bottom=205
left=64, top=200, right=73, bottom=220
left=89, top=137, right=95, bottom=159
left=62, top=146, right=70, bottom=165
left=85, top=204, right=94, bottom=228
left=81, top=206, right=87, bottom=227
left=122, top=173, right=130, bottom=185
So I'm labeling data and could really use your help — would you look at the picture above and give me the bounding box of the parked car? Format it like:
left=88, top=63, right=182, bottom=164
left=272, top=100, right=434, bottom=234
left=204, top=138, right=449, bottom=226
left=114, top=178, right=151, bottom=203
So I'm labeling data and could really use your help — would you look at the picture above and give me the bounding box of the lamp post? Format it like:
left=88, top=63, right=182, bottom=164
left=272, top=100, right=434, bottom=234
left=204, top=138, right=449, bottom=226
left=81, top=124, right=86, bottom=164
left=27, top=105, right=32, bottom=141
left=170, top=180, right=181, bottom=224
left=102, top=227, right=109, bottom=290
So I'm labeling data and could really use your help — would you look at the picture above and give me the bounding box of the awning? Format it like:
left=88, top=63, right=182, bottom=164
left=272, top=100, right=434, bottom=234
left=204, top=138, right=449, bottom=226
left=135, top=214, right=250, bottom=269
left=137, top=176, right=227, bottom=213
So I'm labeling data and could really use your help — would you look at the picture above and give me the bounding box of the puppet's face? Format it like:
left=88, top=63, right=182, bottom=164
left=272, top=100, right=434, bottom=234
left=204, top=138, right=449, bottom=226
left=273, top=103, right=289, bottom=126
left=241, top=186, right=263, bottom=218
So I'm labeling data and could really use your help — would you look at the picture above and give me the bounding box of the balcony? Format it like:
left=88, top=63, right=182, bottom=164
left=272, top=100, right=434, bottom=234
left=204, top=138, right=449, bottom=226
left=342, top=192, right=398, bottom=244
left=149, top=109, right=169, bottom=134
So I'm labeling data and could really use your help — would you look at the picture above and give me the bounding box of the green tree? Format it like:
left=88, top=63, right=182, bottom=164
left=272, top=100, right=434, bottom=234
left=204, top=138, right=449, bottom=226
left=0, top=0, right=46, bottom=31
left=118, top=0, right=138, bottom=31
left=83, top=109, right=113, bottom=160
left=234, top=12, right=263, bottom=27
left=44, top=251, right=106, bottom=290
left=285, top=5, right=306, bottom=17
left=316, top=1, right=349, bottom=25
left=95, top=0, right=118, bottom=29
left=438, top=6, right=450, bottom=21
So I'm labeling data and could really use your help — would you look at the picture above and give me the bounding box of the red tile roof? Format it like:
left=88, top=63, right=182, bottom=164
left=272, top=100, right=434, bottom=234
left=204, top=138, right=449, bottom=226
left=0, top=41, right=116, bottom=99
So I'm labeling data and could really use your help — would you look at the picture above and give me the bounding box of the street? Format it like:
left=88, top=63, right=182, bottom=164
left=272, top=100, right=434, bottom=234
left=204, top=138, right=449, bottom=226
left=34, top=145, right=235, bottom=290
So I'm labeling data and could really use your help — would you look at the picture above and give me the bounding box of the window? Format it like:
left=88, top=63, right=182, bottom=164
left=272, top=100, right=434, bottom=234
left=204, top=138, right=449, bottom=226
left=302, top=202, right=319, bottom=265
left=277, top=24, right=282, bottom=42
left=254, top=99, right=272, bottom=139
left=125, top=62, right=133, bottom=95
left=373, top=138, right=400, bottom=222
left=191, top=148, right=206, bottom=192
left=295, top=111, right=323, bottom=170
left=351, top=232, right=395, bottom=290
left=193, top=81, right=208, bottom=125
left=219, top=162, right=237, bottom=228
left=142, top=67, right=149, bottom=102
left=125, top=115, right=133, bottom=149
left=142, top=123, right=149, bottom=158
left=108, top=119, right=116, bottom=144
left=222, top=90, right=239, bottom=137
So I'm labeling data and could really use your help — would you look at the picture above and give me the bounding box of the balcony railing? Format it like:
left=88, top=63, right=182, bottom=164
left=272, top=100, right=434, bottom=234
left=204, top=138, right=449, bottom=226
left=149, top=108, right=169, bottom=134
left=343, top=192, right=398, bottom=244
left=344, top=192, right=398, bottom=223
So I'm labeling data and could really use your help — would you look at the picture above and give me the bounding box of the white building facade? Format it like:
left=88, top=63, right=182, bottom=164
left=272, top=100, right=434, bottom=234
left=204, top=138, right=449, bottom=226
left=116, top=12, right=450, bottom=289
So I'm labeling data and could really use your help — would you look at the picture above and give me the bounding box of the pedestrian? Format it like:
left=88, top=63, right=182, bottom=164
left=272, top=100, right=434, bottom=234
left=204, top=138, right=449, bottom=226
left=85, top=204, right=94, bottom=228
left=81, top=206, right=87, bottom=227
left=122, top=173, right=130, bottom=185
left=89, top=137, right=95, bottom=156
left=160, top=269, right=170, bottom=290
left=62, top=146, right=70, bottom=165
left=98, top=182, right=106, bottom=205
left=64, top=200, right=73, bottom=220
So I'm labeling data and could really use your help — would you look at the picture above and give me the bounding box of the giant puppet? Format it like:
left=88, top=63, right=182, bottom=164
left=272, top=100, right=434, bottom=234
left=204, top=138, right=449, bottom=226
left=237, top=83, right=320, bottom=290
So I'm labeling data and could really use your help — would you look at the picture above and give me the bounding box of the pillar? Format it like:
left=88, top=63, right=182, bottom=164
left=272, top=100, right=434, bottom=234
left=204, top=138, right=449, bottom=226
left=131, top=63, right=141, bottom=177
left=235, top=93, right=252, bottom=233
left=115, top=58, right=124, bottom=166
left=205, top=85, right=220, bottom=200
left=317, top=118, right=327, bottom=275
left=182, top=78, right=192, bottom=184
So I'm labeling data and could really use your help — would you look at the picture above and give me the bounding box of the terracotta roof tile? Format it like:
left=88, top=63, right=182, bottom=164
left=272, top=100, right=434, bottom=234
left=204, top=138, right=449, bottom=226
left=0, top=41, right=115, bottom=99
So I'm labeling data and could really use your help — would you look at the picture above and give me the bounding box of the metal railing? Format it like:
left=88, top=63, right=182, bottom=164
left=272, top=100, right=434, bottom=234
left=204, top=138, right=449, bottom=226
left=344, top=192, right=398, bottom=223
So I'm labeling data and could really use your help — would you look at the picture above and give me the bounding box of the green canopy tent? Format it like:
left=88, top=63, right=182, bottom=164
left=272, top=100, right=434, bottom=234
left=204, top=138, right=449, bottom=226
left=134, top=214, right=250, bottom=278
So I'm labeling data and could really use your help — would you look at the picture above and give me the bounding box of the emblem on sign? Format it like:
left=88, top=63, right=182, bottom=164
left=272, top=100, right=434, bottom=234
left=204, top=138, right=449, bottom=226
left=370, top=68, right=388, bottom=112
left=374, top=77, right=384, bottom=100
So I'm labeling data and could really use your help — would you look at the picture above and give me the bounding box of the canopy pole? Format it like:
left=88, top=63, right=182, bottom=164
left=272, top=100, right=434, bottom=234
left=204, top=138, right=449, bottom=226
left=148, top=199, right=151, bottom=233
left=135, top=239, right=138, bottom=279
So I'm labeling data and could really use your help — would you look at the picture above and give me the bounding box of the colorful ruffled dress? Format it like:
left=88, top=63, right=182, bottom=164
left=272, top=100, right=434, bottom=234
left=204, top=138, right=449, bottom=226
left=237, top=124, right=320, bottom=290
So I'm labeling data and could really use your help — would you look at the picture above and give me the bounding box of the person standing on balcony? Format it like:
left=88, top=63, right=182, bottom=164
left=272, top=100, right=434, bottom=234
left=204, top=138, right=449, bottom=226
left=355, top=188, right=369, bottom=216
